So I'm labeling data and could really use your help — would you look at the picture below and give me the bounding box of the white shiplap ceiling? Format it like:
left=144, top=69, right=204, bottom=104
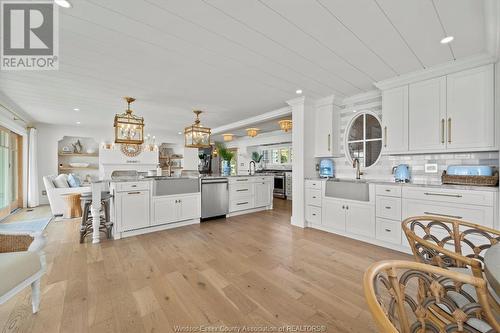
left=0, top=0, right=491, bottom=136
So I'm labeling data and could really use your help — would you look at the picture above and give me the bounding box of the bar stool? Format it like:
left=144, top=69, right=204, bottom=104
left=79, top=191, right=113, bottom=243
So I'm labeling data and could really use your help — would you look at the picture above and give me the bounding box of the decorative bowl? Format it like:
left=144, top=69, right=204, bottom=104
left=69, top=162, right=90, bottom=168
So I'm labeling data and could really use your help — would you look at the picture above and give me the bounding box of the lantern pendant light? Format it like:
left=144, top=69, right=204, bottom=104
left=184, top=110, right=211, bottom=148
left=114, top=97, right=145, bottom=144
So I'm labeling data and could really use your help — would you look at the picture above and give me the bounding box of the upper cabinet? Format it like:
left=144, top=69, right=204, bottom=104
left=408, top=76, right=446, bottom=151
left=380, top=64, right=495, bottom=154
left=446, top=65, right=494, bottom=150
left=381, top=86, right=408, bottom=153
left=314, top=96, right=340, bottom=157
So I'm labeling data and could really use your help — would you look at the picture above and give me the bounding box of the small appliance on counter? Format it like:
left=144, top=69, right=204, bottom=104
left=392, top=164, right=410, bottom=183
left=319, top=159, right=334, bottom=178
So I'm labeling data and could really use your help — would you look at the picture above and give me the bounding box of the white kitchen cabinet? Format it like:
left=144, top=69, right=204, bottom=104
left=409, top=76, right=446, bottom=151
left=254, top=181, right=272, bottom=208
left=321, top=199, right=346, bottom=231
left=152, top=197, right=178, bottom=225
left=178, top=194, right=201, bottom=221
left=314, top=99, right=339, bottom=157
left=345, top=202, right=375, bottom=238
left=381, top=86, right=408, bottom=153
left=446, top=65, right=494, bottom=150
left=321, top=198, right=374, bottom=237
left=153, top=194, right=200, bottom=226
left=116, top=190, right=150, bottom=231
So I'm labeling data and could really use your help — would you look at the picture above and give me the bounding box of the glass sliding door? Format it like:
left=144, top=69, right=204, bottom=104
left=0, top=127, right=22, bottom=219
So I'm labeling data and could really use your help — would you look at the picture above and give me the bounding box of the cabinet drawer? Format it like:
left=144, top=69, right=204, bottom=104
left=376, top=185, right=401, bottom=197
left=229, top=177, right=253, bottom=184
left=305, top=180, right=322, bottom=190
left=116, top=181, right=150, bottom=192
left=403, top=199, right=494, bottom=228
left=376, top=196, right=402, bottom=220
left=306, top=205, right=321, bottom=224
left=305, top=189, right=322, bottom=207
left=376, top=218, right=402, bottom=245
left=230, top=183, right=255, bottom=198
left=402, top=187, right=495, bottom=207
left=230, top=198, right=255, bottom=212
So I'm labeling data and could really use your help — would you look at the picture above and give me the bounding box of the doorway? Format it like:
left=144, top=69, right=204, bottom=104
left=0, top=127, right=22, bottom=219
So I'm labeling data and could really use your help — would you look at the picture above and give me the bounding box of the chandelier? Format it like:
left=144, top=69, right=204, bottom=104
left=246, top=128, right=259, bottom=138
left=222, top=133, right=234, bottom=142
left=114, top=97, right=145, bottom=144
left=184, top=110, right=211, bottom=148
left=278, top=119, right=292, bottom=132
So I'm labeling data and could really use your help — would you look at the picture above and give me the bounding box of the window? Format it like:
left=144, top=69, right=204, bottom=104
left=261, top=146, right=292, bottom=166
left=345, top=111, right=382, bottom=168
left=0, top=127, right=22, bottom=219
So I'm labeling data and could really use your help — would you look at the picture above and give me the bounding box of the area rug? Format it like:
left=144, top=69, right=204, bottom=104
left=0, top=217, right=52, bottom=233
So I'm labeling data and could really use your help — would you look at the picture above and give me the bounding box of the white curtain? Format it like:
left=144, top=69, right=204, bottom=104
left=27, top=127, right=39, bottom=207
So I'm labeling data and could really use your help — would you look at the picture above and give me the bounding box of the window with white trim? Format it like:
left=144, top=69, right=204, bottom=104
left=345, top=111, right=382, bottom=168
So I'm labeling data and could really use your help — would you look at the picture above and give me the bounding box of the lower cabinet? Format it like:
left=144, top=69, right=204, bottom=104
left=152, top=193, right=201, bottom=226
left=322, top=199, right=375, bottom=237
left=345, top=202, right=375, bottom=238
left=116, top=190, right=150, bottom=232
left=254, top=181, right=272, bottom=208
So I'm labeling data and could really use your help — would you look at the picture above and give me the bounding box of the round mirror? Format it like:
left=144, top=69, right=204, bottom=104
left=344, top=111, right=382, bottom=168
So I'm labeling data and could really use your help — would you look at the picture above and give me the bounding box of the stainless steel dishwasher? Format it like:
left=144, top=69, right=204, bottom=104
left=201, top=178, right=229, bottom=219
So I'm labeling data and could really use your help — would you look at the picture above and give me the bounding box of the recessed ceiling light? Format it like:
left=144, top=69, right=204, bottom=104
left=73, top=108, right=79, bottom=111
left=440, top=36, right=454, bottom=44
left=54, top=0, right=72, bottom=8
left=76, top=121, right=81, bottom=125
left=178, top=131, right=182, bottom=135
left=352, top=109, right=357, bottom=113
left=295, top=89, right=303, bottom=95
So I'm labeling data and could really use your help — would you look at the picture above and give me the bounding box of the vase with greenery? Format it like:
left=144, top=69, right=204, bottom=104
left=215, top=142, right=234, bottom=176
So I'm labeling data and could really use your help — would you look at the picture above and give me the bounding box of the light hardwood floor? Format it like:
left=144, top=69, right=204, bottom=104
left=1, top=199, right=409, bottom=333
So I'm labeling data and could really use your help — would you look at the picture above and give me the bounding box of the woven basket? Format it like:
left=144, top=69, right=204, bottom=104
left=441, top=171, right=499, bottom=187
left=0, top=234, right=34, bottom=253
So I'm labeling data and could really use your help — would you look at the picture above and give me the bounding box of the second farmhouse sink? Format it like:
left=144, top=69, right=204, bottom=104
left=324, top=179, right=370, bottom=201
left=152, top=178, right=200, bottom=196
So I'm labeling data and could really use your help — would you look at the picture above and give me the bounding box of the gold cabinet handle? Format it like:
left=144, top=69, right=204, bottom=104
left=327, top=134, right=331, bottom=151
left=383, top=126, right=387, bottom=147
left=441, top=119, right=445, bottom=144
left=448, top=117, right=452, bottom=143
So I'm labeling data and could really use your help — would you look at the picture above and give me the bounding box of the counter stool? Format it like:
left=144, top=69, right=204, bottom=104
left=79, top=192, right=113, bottom=243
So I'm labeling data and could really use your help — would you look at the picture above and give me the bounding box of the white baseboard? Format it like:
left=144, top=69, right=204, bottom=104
left=227, top=205, right=272, bottom=217
left=113, top=218, right=200, bottom=239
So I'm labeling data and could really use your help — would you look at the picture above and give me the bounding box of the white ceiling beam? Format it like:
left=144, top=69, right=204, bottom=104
left=211, top=106, right=291, bottom=134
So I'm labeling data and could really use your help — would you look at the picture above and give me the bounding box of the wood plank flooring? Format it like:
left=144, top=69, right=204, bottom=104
left=0, top=199, right=409, bottom=333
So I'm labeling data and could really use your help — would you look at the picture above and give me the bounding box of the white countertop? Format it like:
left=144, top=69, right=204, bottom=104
left=305, top=177, right=499, bottom=192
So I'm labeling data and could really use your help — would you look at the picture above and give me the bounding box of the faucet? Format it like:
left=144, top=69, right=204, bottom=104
left=353, top=158, right=363, bottom=180
left=249, top=160, right=256, bottom=176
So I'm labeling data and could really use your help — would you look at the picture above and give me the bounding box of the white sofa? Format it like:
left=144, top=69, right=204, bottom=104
left=43, top=175, right=90, bottom=216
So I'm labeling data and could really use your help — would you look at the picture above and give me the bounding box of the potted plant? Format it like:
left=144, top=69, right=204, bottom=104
left=251, top=151, right=263, bottom=163
left=215, top=142, right=234, bottom=176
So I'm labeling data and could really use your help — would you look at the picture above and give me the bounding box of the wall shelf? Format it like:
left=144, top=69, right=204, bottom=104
left=59, top=166, right=98, bottom=171
left=58, top=153, right=99, bottom=157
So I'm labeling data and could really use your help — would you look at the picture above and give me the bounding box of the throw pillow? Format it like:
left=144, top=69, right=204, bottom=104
left=67, top=174, right=81, bottom=188
left=53, top=174, right=70, bottom=188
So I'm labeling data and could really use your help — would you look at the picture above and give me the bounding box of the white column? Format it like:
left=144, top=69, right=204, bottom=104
left=91, top=182, right=102, bottom=244
left=288, top=97, right=306, bottom=228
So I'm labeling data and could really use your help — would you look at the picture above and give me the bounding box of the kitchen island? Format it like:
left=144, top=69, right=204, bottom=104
left=89, top=175, right=274, bottom=243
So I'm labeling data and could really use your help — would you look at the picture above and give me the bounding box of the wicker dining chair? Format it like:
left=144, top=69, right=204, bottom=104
left=364, top=260, right=500, bottom=333
left=402, top=216, right=500, bottom=315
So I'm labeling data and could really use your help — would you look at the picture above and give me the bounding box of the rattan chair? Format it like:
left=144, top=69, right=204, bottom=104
left=402, top=216, right=500, bottom=315
left=364, top=260, right=500, bottom=333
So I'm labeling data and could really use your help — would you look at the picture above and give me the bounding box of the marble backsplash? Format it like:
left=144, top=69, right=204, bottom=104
left=331, top=151, right=499, bottom=183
